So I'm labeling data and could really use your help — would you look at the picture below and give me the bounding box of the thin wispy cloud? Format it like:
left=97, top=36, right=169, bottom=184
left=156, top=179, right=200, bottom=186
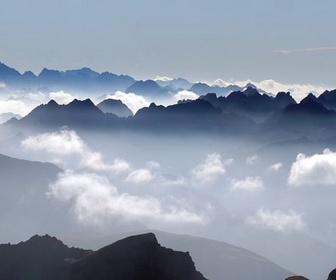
left=274, top=46, right=336, bottom=54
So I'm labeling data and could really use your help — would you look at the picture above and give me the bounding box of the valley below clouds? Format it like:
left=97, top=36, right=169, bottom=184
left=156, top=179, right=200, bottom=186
left=2, top=124, right=336, bottom=279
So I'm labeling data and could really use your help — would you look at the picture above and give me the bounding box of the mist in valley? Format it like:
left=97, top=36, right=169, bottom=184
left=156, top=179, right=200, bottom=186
left=1, top=105, right=336, bottom=280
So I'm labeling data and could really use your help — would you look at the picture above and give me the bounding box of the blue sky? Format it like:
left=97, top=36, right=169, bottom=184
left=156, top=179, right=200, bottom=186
left=1, top=0, right=336, bottom=86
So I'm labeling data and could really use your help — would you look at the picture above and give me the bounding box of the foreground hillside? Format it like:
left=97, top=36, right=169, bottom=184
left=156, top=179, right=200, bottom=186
left=0, top=233, right=206, bottom=280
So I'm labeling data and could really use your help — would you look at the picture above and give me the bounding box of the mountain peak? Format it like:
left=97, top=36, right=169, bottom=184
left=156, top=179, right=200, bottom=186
left=243, top=86, right=260, bottom=97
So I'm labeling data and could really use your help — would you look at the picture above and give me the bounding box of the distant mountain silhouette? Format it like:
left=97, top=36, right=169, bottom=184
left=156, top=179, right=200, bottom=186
left=132, top=99, right=256, bottom=134
left=0, top=62, right=135, bottom=93
left=200, top=87, right=295, bottom=123
left=256, top=93, right=336, bottom=142
left=0, top=233, right=207, bottom=280
left=125, top=80, right=171, bottom=100
left=190, top=82, right=242, bottom=97
left=4, top=97, right=256, bottom=136
left=155, top=77, right=193, bottom=90
left=317, top=89, right=336, bottom=111
left=97, top=99, right=133, bottom=117
left=0, top=62, right=22, bottom=81
left=0, top=152, right=62, bottom=242
left=14, top=98, right=120, bottom=131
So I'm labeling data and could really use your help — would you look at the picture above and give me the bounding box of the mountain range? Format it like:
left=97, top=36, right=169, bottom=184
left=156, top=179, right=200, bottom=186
left=3, top=83, right=336, bottom=144
left=0, top=61, right=252, bottom=97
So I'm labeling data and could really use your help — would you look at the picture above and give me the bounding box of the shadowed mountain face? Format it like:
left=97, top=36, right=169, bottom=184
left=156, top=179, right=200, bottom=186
left=132, top=99, right=256, bottom=134
left=328, top=269, right=336, bottom=280
left=260, top=94, right=336, bottom=139
left=97, top=99, right=133, bottom=117
left=0, top=233, right=207, bottom=280
left=9, top=98, right=121, bottom=133
left=0, top=235, right=88, bottom=280
left=200, top=88, right=296, bottom=123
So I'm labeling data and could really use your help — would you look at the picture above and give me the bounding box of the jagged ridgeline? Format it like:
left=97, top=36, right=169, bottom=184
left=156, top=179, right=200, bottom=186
left=0, top=233, right=206, bottom=280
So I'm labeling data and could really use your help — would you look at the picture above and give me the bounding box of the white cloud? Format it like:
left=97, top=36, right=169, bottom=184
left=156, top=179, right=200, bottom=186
left=21, top=129, right=131, bottom=173
left=288, top=149, right=336, bottom=187
left=146, top=161, right=161, bottom=169
left=246, top=208, right=306, bottom=232
left=49, top=91, right=76, bottom=105
left=269, top=162, right=283, bottom=171
left=211, top=78, right=327, bottom=102
left=192, top=153, right=225, bottom=183
left=154, top=75, right=173, bottom=82
left=246, top=155, right=259, bottom=165
left=48, top=171, right=205, bottom=225
left=107, top=91, right=150, bottom=114
left=0, top=99, right=31, bottom=116
left=274, top=46, right=336, bottom=54
left=173, top=90, right=199, bottom=102
left=230, top=177, right=264, bottom=192
left=125, top=169, right=155, bottom=184
left=28, top=92, right=47, bottom=102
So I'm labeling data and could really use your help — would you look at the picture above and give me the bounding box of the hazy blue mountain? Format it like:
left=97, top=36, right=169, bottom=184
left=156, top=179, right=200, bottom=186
left=0, top=61, right=135, bottom=93
left=125, top=80, right=171, bottom=100
left=0, top=233, right=207, bottom=280
left=0, top=153, right=62, bottom=242
left=0, top=112, right=21, bottom=124
left=155, top=77, right=193, bottom=90
left=97, top=99, right=133, bottom=117
left=190, top=82, right=242, bottom=97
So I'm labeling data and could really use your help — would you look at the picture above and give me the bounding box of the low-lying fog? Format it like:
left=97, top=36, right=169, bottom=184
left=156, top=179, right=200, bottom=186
left=1, top=124, right=336, bottom=280
left=1, top=84, right=336, bottom=280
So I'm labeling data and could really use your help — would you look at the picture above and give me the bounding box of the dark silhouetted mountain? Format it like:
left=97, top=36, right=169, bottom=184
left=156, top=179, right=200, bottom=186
left=328, top=268, right=336, bottom=280
left=66, top=233, right=207, bottom=280
left=0, top=234, right=88, bottom=280
left=133, top=99, right=256, bottom=134
left=258, top=93, right=336, bottom=141
left=274, top=91, right=296, bottom=108
left=126, top=80, right=171, bottom=100
left=0, top=233, right=207, bottom=280
left=317, top=89, right=336, bottom=111
left=286, top=277, right=309, bottom=280
left=16, top=98, right=117, bottom=131
left=200, top=87, right=291, bottom=123
left=190, top=82, right=242, bottom=96
left=97, top=99, right=133, bottom=117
